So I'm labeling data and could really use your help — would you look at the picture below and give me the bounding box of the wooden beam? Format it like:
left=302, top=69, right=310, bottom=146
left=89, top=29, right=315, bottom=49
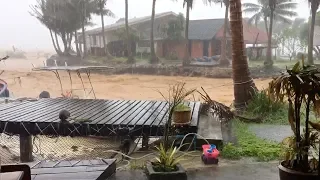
left=20, top=135, right=33, bottom=162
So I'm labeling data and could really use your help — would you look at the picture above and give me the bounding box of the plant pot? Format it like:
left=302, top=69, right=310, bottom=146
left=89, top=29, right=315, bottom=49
left=279, top=161, right=319, bottom=180
left=172, top=110, right=191, bottom=124
left=146, top=163, right=187, bottom=180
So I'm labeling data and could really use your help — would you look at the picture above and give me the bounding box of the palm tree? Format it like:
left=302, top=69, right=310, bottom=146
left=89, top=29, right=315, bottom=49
left=308, top=0, right=320, bottom=64
left=182, top=0, right=194, bottom=65
left=80, top=0, right=88, bottom=57
left=243, top=0, right=297, bottom=66
left=125, top=0, right=134, bottom=63
left=211, top=0, right=230, bottom=66
left=96, top=0, right=114, bottom=58
left=150, top=0, right=159, bottom=64
left=229, top=0, right=257, bottom=108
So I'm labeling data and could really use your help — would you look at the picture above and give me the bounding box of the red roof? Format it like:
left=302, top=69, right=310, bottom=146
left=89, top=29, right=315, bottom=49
left=215, top=20, right=268, bottom=44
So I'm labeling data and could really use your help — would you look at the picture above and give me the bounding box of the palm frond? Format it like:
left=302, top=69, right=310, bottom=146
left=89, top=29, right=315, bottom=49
left=276, top=2, right=298, bottom=10
left=274, top=9, right=298, bottom=17
left=247, top=11, right=263, bottom=26
left=243, top=7, right=261, bottom=14
left=242, top=3, right=261, bottom=8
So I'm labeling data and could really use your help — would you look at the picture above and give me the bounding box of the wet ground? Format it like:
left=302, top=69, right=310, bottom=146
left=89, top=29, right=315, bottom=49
left=109, top=162, right=279, bottom=180
left=249, top=125, right=303, bottom=143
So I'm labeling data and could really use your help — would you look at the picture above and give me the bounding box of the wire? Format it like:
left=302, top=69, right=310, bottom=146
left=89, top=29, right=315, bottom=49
left=104, top=132, right=212, bottom=171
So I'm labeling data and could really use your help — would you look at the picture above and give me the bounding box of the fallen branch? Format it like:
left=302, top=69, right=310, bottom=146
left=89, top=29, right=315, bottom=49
left=198, top=87, right=262, bottom=123
left=0, top=56, right=9, bottom=61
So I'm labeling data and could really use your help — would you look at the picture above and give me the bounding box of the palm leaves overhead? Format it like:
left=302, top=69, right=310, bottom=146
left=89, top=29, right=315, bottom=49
left=243, top=0, right=298, bottom=28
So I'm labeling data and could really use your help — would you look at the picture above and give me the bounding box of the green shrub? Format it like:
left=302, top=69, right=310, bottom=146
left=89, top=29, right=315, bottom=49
left=245, top=90, right=288, bottom=124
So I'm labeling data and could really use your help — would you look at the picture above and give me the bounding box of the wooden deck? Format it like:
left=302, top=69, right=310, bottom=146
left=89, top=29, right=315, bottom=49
left=0, top=98, right=201, bottom=137
left=27, top=159, right=116, bottom=180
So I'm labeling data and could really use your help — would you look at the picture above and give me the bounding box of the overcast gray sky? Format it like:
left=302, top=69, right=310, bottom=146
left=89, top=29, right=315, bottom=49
left=0, top=0, right=310, bottom=51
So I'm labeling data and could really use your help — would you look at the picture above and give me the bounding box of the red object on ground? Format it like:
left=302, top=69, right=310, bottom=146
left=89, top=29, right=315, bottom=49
left=201, top=144, right=219, bottom=164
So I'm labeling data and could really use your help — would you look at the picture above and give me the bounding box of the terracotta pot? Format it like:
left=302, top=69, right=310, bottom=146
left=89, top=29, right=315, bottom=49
left=279, top=161, right=319, bottom=180
left=172, top=110, right=191, bottom=124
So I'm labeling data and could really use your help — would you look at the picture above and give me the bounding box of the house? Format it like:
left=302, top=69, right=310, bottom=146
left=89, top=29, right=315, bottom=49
left=82, top=11, right=179, bottom=56
left=82, top=11, right=268, bottom=59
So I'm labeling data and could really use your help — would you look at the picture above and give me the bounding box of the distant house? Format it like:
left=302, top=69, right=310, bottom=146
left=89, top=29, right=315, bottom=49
left=81, top=11, right=268, bottom=59
left=81, top=11, right=179, bottom=56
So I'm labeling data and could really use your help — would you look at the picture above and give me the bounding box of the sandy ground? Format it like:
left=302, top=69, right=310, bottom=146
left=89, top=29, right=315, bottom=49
left=0, top=57, right=271, bottom=105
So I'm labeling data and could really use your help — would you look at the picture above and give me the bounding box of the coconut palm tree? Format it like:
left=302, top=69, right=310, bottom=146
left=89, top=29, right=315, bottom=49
left=150, top=0, right=159, bottom=64
left=182, top=0, right=209, bottom=65
left=182, top=0, right=194, bottom=65
left=211, top=0, right=230, bottom=66
left=243, top=0, right=297, bottom=66
left=125, top=0, right=134, bottom=63
left=308, top=0, right=320, bottom=64
left=95, top=0, right=114, bottom=58
left=229, top=0, right=257, bottom=108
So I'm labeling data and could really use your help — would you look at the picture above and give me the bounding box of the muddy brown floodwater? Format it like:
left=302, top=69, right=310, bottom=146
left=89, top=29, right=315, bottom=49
left=1, top=71, right=271, bottom=105
left=0, top=57, right=272, bottom=105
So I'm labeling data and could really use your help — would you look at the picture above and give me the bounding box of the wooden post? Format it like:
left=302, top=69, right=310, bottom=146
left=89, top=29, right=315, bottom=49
left=20, top=135, right=33, bottom=162
left=142, top=134, right=149, bottom=150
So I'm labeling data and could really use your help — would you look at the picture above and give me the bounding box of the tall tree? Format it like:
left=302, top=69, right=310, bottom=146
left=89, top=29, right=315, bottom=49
left=229, top=0, right=257, bottom=108
left=211, top=0, right=230, bottom=66
left=183, top=0, right=193, bottom=65
left=80, top=0, right=88, bottom=57
left=150, top=0, right=159, bottom=64
left=308, top=0, right=320, bottom=64
left=125, top=0, right=134, bottom=63
left=96, top=0, right=114, bottom=58
left=30, top=0, right=82, bottom=56
left=243, top=0, right=297, bottom=66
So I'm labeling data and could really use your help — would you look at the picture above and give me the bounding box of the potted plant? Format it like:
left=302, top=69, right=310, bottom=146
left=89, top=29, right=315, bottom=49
left=146, top=143, right=187, bottom=180
left=172, top=103, right=191, bottom=124
left=146, top=83, right=195, bottom=180
left=268, top=61, right=320, bottom=180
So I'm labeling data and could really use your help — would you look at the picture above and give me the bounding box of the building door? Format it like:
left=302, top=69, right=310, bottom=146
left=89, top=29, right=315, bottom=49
left=203, top=40, right=209, bottom=57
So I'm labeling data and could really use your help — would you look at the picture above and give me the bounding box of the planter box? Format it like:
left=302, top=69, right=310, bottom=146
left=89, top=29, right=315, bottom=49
left=172, top=110, right=191, bottom=124
left=146, top=163, right=187, bottom=180
left=279, top=161, right=319, bottom=180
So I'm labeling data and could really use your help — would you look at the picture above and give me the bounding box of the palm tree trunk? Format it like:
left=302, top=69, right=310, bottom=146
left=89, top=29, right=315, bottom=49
left=74, top=31, right=81, bottom=57
left=150, top=0, right=158, bottom=64
left=81, top=0, right=88, bottom=57
left=49, top=29, right=60, bottom=55
left=61, top=33, right=69, bottom=55
left=54, top=33, right=63, bottom=55
left=100, top=0, right=112, bottom=58
left=67, top=33, right=73, bottom=53
left=81, top=22, right=88, bottom=57
left=125, top=0, right=134, bottom=63
left=308, top=2, right=319, bottom=65
left=264, top=17, right=269, bottom=36
left=219, top=4, right=230, bottom=66
left=229, top=0, right=257, bottom=109
left=265, top=6, right=274, bottom=67
left=183, top=3, right=190, bottom=65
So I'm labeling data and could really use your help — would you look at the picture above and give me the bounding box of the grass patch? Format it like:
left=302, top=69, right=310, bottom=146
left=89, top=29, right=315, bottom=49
left=221, top=121, right=281, bottom=161
left=244, top=90, right=288, bottom=125
left=244, top=90, right=318, bottom=125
